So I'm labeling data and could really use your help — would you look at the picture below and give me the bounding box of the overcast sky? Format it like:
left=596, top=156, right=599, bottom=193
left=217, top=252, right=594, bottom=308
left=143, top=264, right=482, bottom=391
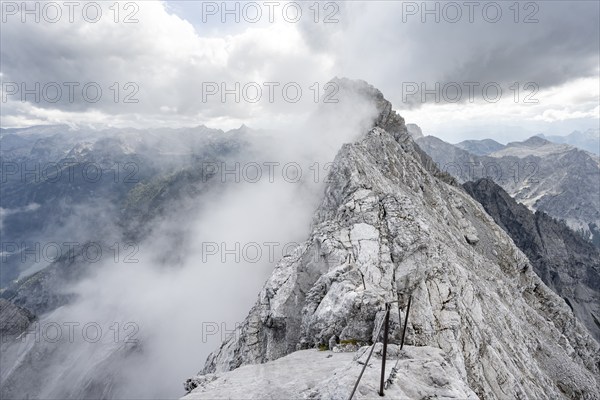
left=1, top=0, right=598, bottom=143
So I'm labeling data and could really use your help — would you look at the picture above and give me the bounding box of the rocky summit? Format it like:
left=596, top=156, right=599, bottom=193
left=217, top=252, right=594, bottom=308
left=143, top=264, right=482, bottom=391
left=185, top=80, right=600, bottom=399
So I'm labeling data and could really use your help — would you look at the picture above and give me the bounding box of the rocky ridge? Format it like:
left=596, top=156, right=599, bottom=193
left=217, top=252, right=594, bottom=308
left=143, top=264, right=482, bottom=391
left=187, top=80, right=600, bottom=399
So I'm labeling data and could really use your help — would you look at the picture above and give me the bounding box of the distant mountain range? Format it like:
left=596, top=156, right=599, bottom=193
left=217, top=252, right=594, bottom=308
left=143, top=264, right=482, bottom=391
left=0, top=125, right=247, bottom=287
left=0, top=125, right=253, bottom=398
left=414, top=132, right=600, bottom=247
left=539, top=129, right=600, bottom=155
left=455, top=138, right=505, bottom=155
left=450, top=129, right=600, bottom=156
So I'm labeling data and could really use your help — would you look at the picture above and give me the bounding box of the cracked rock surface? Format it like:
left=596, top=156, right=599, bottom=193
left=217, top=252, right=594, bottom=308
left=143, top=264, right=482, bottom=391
left=188, top=80, right=600, bottom=399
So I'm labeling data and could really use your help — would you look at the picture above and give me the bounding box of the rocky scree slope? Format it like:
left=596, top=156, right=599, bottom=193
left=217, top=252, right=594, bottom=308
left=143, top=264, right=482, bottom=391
left=187, top=81, right=600, bottom=399
left=464, top=178, right=600, bottom=343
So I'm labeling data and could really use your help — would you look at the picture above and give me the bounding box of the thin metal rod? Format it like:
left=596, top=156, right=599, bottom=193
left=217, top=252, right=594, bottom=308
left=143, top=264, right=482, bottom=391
left=400, top=295, right=412, bottom=350
left=348, top=307, right=390, bottom=400
left=378, top=303, right=391, bottom=396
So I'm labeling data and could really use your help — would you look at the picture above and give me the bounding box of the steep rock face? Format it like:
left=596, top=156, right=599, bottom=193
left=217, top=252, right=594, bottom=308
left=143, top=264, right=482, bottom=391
left=196, top=85, right=600, bottom=398
left=416, top=135, right=600, bottom=246
left=463, top=178, right=600, bottom=342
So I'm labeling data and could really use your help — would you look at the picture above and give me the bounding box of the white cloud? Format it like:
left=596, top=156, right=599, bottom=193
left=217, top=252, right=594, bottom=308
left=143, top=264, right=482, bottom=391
left=1, top=1, right=334, bottom=129
left=1, top=0, right=598, bottom=139
left=402, top=76, right=600, bottom=142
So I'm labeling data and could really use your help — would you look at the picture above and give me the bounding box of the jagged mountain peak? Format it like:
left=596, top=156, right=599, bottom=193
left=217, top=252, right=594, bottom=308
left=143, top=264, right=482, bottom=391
left=327, top=77, right=406, bottom=137
left=406, top=123, right=424, bottom=139
left=188, top=93, right=600, bottom=398
left=323, top=78, right=453, bottom=187
left=329, top=77, right=385, bottom=101
left=507, top=135, right=552, bottom=148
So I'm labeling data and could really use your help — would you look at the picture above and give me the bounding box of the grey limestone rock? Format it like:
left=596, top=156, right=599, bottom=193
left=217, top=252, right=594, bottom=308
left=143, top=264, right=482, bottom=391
left=191, top=80, right=600, bottom=399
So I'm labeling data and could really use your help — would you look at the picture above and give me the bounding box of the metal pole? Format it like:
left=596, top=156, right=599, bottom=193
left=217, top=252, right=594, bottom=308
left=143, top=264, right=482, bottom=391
left=348, top=301, right=395, bottom=400
left=400, top=295, right=412, bottom=350
left=378, top=304, right=391, bottom=396
left=348, top=307, right=389, bottom=400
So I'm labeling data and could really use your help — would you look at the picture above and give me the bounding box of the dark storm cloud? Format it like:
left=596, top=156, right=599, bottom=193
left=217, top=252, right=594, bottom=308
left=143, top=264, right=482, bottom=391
left=0, top=0, right=598, bottom=125
left=296, top=0, right=600, bottom=109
